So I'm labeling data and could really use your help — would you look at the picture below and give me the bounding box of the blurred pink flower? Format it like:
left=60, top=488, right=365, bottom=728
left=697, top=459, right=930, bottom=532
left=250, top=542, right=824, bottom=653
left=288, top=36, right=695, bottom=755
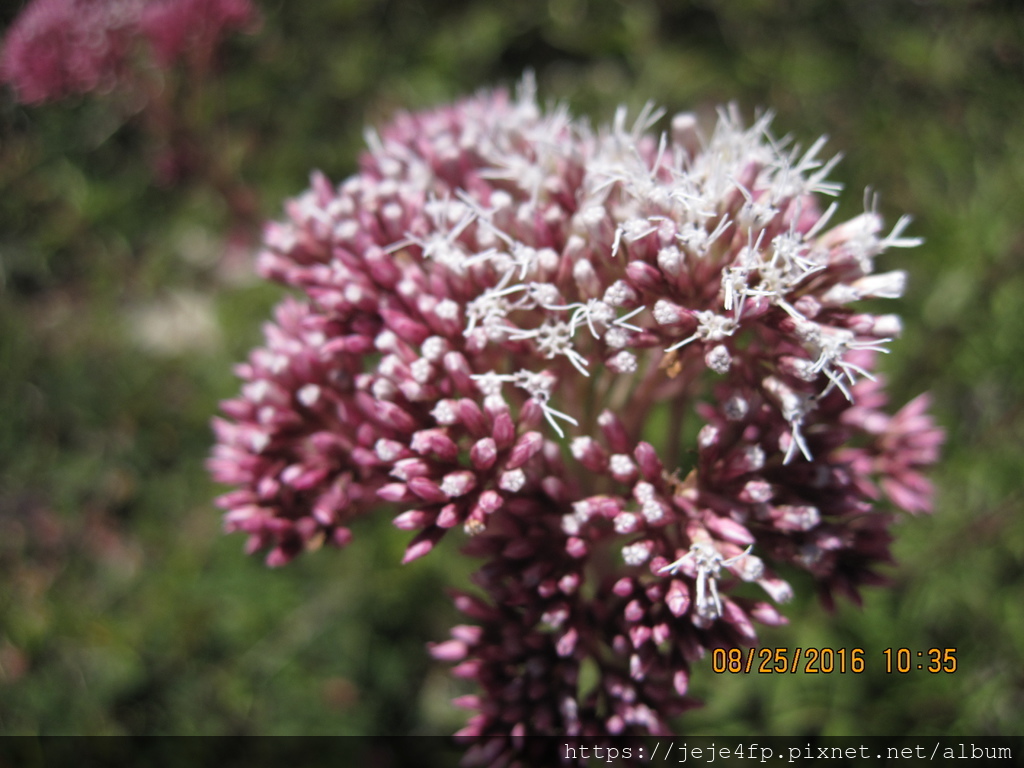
left=211, top=77, right=942, bottom=760
left=0, top=0, right=145, bottom=103
left=0, top=0, right=256, bottom=103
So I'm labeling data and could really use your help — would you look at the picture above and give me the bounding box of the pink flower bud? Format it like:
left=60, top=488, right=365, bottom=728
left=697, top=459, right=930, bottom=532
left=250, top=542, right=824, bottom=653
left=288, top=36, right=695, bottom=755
left=402, top=528, right=443, bottom=564
left=652, top=299, right=692, bottom=327
left=624, top=599, right=645, bottom=622
left=429, top=639, right=469, bottom=661
left=410, top=428, right=460, bottom=462
left=666, top=580, right=690, bottom=617
left=473, top=490, right=504, bottom=517
left=451, top=592, right=497, bottom=621
left=556, top=628, right=578, bottom=657
left=443, top=351, right=476, bottom=395
left=749, top=602, right=788, bottom=626
left=452, top=694, right=481, bottom=711
left=363, top=246, right=401, bottom=286
left=570, top=436, right=608, bottom=472
left=491, top=411, right=516, bottom=450
left=702, top=513, right=755, bottom=545
left=372, top=399, right=417, bottom=433
left=517, top=397, right=544, bottom=429
left=377, top=483, right=416, bottom=503
left=390, top=457, right=432, bottom=480
left=441, top=471, right=477, bottom=498
left=673, top=668, right=690, bottom=696
left=769, top=504, right=821, bottom=532
left=597, top=410, right=632, bottom=454
left=436, top=503, right=462, bottom=528
left=392, top=509, right=435, bottom=530
left=566, top=537, right=588, bottom=558
left=625, top=261, right=662, bottom=293
left=612, top=577, right=634, bottom=597
left=451, top=624, right=484, bottom=644
left=633, top=442, right=663, bottom=481
left=451, top=659, right=483, bottom=680
left=408, top=476, right=449, bottom=504
left=470, top=437, right=498, bottom=470
left=506, top=431, right=544, bottom=469
left=629, top=624, right=652, bottom=648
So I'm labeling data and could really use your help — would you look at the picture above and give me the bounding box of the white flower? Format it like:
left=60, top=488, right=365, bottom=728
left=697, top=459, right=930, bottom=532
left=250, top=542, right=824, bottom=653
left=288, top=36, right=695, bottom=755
left=659, top=543, right=754, bottom=622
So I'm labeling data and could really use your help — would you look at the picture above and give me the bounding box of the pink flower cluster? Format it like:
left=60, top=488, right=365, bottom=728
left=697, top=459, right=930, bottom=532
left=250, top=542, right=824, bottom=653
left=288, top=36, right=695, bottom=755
left=140, top=0, right=253, bottom=69
left=0, top=0, right=255, bottom=103
left=210, top=79, right=942, bottom=760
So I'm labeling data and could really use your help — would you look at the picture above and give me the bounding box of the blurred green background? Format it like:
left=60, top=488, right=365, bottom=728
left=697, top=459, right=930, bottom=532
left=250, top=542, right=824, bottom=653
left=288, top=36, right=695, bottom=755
left=0, top=0, right=1021, bottom=739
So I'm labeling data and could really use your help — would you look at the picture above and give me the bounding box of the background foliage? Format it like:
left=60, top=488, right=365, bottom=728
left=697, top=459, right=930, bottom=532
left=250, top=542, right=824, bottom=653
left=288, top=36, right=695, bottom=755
left=1, top=0, right=1021, bottom=738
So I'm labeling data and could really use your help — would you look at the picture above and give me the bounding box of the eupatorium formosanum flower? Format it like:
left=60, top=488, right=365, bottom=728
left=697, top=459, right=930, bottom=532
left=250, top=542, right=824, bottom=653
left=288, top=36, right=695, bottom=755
left=0, top=0, right=255, bottom=104
left=210, top=77, right=942, bottom=762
